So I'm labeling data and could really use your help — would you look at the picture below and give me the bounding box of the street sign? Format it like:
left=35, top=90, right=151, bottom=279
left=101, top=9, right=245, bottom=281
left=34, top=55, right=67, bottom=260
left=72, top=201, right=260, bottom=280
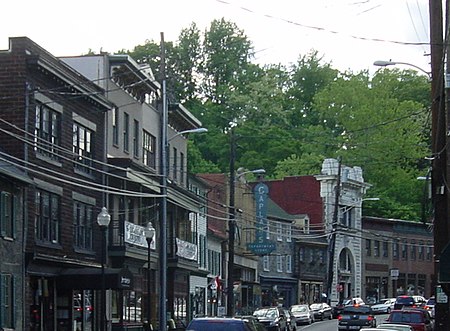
left=437, top=285, right=448, bottom=303
left=247, top=241, right=276, bottom=255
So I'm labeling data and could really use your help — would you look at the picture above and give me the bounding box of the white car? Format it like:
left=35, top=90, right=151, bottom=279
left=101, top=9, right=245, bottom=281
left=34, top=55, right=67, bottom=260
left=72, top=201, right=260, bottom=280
left=371, top=298, right=396, bottom=314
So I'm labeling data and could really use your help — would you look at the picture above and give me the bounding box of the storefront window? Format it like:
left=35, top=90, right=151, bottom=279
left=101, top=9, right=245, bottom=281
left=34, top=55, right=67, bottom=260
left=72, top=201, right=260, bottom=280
left=123, top=290, right=142, bottom=322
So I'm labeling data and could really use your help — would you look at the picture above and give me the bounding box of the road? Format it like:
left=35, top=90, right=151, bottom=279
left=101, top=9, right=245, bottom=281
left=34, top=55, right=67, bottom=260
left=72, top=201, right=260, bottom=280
left=295, top=314, right=390, bottom=331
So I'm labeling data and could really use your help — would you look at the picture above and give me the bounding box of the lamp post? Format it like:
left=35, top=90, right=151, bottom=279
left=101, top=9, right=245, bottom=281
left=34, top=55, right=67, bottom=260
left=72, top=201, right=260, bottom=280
left=373, top=60, right=431, bottom=79
left=226, top=128, right=265, bottom=317
left=97, top=207, right=111, bottom=331
left=144, top=222, right=155, bottom=330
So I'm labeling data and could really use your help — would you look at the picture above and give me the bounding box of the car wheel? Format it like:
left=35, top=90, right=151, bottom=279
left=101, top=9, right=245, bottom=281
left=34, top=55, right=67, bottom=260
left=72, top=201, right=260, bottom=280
left=387, top=308, right=391, bottom=314
left=328, top=314, right=332, bottom=320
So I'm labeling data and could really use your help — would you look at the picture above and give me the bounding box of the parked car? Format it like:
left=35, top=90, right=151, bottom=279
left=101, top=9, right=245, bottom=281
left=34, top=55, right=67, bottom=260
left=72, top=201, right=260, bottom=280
left=371, top=298, right=396, bottom=314
left=237, top=316, right=268, bottom=331
left=309, top=303, right=332, bottom=321
left=337, top=305, right=376, bottom=330
left=423, top=297, right=435, bottom=318
left=393, top=296, right=426, bottom=310
left=186, top=317, right=260, bottom=331
left=377, top=324, right=414, bottom=331
left=253, top=307, right=288, bottom=331
left=289, top=304, right=314, bottom=325
left=283, top=309, right=296, bottom=331
left=387, top=308, right=433, bottom=331
left=332, top=297, right=366, bottom=318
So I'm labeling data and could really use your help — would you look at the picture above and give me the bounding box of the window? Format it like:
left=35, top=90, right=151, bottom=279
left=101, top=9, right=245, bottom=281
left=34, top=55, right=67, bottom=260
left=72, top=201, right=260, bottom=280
left=366, top=239, right=371, bottom=256
left=266, top=221, right=271, bottom=240
left=340, top=207, right=354, bottom=227
left=172, top=147, right=178, bottom=181
left=401, top=240, right=408, bottom=260
left=73, top=201, right=93, bottom=250
left=411, top=240, right=416, bottom=260
left=263, top=255, right=270, bottom=271
left=285, top=223, right=292, bottom=242
left=0, top=191, right=18, bottom=238
left=73, top=122, right=93, bottom=174
left=374, top=240, right=380, bottom=257
left=35, top=102, right=61, bottom=159
left=35, top=189, right=60, bottom=243
left=143, top=131, right=156, bottom=168
left=112, top=107, right=119, bottom=146
left=418, top=241, right=424, bottom=260
left=382, top=241, right=389, bottom=258
left=286, top=255, right=292, bottom=273
left=393, top=241, right=399, bottom=260
left=180, top=152, right=185, bottom=184
left=123, top=112, right=129, bottom=152
left=0, top=273, right=14, bottom=329
left=276, top=255, right=283, bottom=272
left=299, top=247, right=305, bottom=262
left=426, top=241, right=432, bottom=260
left=319, top=250, right=325, bottom=264
left=133, top=119, right=139, bottom=157
left=276, top=222, right=282, bottom=241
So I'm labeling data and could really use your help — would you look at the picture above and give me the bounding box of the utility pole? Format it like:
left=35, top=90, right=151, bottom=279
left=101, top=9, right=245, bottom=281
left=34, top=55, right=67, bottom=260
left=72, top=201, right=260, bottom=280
left=159, top=32, right=168, bottom=331
left=327, top=157, right=341, bottom=304
left=429, top=0, right=449, bottom=327
left=226, top=129, right=236, bottom=317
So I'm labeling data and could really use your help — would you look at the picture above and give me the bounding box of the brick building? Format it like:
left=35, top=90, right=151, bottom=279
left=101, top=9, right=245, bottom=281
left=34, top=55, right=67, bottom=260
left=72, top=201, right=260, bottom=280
left=362, top=216, right=434, bottom=301
left=0, top=37, right=113, bottom=330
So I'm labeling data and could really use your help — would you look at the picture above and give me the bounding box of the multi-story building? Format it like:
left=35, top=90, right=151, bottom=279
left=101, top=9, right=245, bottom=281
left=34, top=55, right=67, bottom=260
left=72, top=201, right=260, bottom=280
left=317, top=158, right=371, bottom=305
left=262, top=175, right=328, bottom=306
left=0, top=154, right=33, bottom=330
left=362, top=216, right=434, bottom=301
left=0, top=37, right=114, bottom=330
left=63, top=54, right=207, bottom=327
left=198, top=172, right=260, bottom=316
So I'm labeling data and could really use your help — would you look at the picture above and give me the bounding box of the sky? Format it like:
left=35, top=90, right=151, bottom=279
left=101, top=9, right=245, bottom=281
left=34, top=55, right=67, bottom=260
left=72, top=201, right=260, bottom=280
left=1, top=0, right=431, bottom=75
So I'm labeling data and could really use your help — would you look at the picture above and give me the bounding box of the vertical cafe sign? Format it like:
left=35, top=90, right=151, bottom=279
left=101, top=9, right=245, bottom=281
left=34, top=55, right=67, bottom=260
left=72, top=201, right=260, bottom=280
left=247, top=182, right=276, bottom=255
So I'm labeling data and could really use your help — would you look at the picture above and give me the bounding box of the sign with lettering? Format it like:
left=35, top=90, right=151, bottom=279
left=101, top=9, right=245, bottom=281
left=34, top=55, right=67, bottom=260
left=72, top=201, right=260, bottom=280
left=124, top=221, right=155, bottom=249
left=248, top=182, right=275, bottom=255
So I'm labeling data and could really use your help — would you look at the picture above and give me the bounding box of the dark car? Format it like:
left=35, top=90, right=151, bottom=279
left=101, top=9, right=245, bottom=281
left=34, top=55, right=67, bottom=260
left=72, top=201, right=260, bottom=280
left=253, top=307, right=287, bottom=331
left=337, top=305, right=376, bottom=330
left=186, top=317, right=260, bottom=331
left=387, top=308, right=433, bottom=331
left=309, top=303, right=332, bottom=321
left=393, top=296, right=426, bottom=310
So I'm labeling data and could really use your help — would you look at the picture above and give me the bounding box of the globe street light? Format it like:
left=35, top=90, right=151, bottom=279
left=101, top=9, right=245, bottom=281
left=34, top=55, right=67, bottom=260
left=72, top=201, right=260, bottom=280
left=144, top=222, right=156, bottom=330
left=97, top=207, right=111, bottom=331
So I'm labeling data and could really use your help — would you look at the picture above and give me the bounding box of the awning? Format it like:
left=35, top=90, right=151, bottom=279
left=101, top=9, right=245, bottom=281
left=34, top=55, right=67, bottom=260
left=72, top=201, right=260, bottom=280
left=57, top=267, right=133, bottom=290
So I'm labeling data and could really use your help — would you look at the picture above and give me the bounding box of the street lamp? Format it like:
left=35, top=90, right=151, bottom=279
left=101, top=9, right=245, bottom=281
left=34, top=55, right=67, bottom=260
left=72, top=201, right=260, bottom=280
left=226, top=131, right=266, bottom=317
left=373, top=60, right=431, bottom=79
left=144, top=222, right=155, bottom=330
left=97, top=207, right=111, bottom=331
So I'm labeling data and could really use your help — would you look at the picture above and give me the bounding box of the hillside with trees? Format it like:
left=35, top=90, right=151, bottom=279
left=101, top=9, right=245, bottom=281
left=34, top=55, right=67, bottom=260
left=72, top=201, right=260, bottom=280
left=119, top=18, right=431, bottom=222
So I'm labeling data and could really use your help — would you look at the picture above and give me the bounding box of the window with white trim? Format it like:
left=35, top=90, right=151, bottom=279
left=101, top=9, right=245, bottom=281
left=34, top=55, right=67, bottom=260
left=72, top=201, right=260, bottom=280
left=276, top=222, right=282, bottom=241
left=286, top=255, right=292, bottom=273
left=276, top=255, right=283, bottom=272
left=35, top=189, right=60, bottom=244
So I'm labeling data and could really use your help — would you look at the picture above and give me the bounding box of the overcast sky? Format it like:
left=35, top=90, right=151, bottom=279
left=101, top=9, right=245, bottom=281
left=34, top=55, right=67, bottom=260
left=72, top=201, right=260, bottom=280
left=1, top=0, right=431, bottom=75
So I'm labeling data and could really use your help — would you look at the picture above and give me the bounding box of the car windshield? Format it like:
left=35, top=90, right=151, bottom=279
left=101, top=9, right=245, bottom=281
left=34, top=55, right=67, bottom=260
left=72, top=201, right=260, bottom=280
left=254, top=309, right=277, bottom=318
left=291, top=306, right=307, bottom=312
left=310, top=304, right=321, bottom=309
left=342, top=300, right=352, bottom=305
left=396, top=297, right=414, bottom=304
left=426, top=298, right=435, bottom=305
